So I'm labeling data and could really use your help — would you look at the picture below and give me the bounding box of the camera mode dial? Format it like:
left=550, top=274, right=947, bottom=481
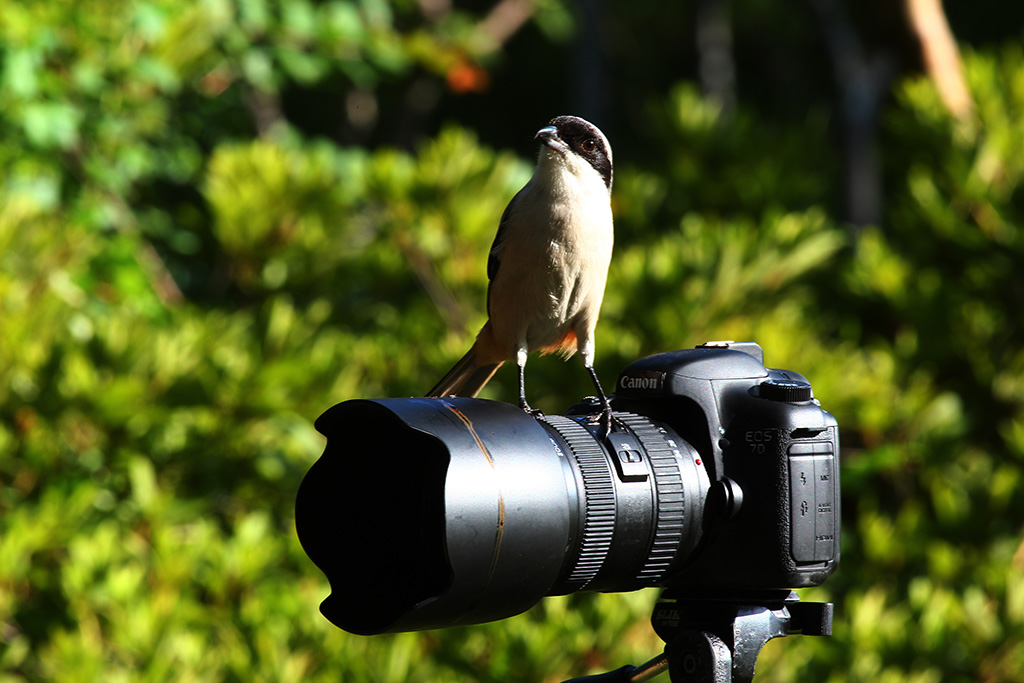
left=759, top=379, right=813, bottom=403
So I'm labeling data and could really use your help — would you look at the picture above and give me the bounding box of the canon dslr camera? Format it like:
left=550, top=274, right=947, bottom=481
left=296, top=340, right=840, bottom=648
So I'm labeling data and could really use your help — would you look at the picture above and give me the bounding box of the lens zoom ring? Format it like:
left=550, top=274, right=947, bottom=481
left=616, top=413, right=687, bottom=582
left=540, top=415, right=615, bottom=589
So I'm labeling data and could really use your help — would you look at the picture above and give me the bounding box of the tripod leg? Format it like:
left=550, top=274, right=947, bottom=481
left=627, top=654, right=670, bottom=681
left=559, top=654, right=667, bottom=683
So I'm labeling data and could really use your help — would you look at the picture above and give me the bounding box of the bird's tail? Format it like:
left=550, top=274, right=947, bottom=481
left=426, top=346, right=503, bottom=398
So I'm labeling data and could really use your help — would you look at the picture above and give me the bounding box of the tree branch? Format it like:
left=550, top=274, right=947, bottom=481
left=904, top=0, right=973, bottom=121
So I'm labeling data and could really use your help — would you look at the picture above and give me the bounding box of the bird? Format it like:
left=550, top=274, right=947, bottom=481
left=427, top=115, right=615, bottom=433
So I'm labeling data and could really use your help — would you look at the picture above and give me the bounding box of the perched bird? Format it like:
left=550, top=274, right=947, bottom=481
left=427, top=115, right=615, bottom=431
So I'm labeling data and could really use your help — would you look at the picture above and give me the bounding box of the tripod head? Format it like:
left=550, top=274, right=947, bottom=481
left=562, top=590, right=833, bottom=682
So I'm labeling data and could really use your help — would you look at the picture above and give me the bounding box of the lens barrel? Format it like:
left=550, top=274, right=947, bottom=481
left=295, top=397, right=709, bottom=635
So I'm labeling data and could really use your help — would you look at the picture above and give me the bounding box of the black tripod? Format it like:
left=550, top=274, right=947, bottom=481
left=562, top=590, right=833, bottom=682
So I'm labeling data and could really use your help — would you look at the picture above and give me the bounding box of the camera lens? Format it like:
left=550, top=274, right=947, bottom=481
left=295, top=397, right=709, bottom=635
left=537, top=413, right=708, bottom=594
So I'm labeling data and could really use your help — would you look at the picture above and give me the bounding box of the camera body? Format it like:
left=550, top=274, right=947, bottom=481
left=295, top=341, right=840, bottom=635
left=609, top=341, right=840, bottom=591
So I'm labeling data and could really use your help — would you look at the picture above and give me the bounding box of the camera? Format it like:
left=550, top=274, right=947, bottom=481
left=295, top=341, right=840, bottom=640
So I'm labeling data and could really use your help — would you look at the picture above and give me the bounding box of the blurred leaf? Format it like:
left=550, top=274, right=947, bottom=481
left=21, top=101, right=82, bottom=149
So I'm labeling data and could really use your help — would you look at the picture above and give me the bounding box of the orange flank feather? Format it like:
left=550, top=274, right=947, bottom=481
left=540, top=330, right=577, bottom=358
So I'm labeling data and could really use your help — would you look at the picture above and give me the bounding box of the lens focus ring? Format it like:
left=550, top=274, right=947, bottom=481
left=540, top=415, right=616, bottom=590
left=615, top=413, right=689, bottom=582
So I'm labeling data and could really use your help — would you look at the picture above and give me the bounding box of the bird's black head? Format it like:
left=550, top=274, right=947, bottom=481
left=536, top=116, right=613, bottom=190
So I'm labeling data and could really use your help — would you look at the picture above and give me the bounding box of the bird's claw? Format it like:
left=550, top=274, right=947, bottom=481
left=585, top=403, right=615, bottom=440
left=600, top=407, right=613, bottom=439
left=519, top=401, right=544, bottom=417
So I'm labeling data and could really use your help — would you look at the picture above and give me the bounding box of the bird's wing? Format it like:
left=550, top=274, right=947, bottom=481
left=488, top=191, right=520, bottom=280
left=485, top=188, right=523, bottom=316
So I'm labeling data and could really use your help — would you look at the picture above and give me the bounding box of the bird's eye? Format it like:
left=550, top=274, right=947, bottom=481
left=581, top=138, right=597, bottom=153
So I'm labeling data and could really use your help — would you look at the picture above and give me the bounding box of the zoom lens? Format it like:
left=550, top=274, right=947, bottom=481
left=295, top=397, right=710, bottom=635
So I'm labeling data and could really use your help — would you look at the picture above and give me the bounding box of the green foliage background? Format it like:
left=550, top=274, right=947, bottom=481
left=2, top=1, right=1024, bottom=681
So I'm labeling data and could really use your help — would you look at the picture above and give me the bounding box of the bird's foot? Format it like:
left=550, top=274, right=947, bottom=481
left=584, top=399, right=615, bottom=440
left=598, top=405, right=613, bottom=440
left=519, top=399, right=544, bottom=417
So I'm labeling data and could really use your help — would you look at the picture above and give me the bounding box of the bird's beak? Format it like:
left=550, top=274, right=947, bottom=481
left=535, top=125, right=568, bottom=153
